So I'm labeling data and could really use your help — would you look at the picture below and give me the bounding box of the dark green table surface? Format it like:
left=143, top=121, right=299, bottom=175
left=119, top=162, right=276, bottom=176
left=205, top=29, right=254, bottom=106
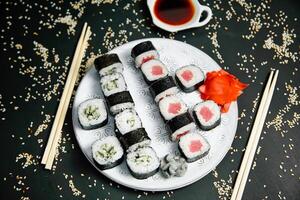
left=1, top=0, right=300, bottom=199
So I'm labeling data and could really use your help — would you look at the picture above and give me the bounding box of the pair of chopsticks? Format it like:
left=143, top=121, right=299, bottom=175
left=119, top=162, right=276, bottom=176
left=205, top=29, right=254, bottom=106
left=231, top=70, right=279, bottom=200
left=41, top=23, right=92, bottom=170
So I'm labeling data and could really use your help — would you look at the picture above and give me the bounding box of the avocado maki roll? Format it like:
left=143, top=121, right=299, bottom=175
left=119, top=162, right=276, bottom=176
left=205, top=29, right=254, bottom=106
left=100, top=73, right=127, bottom=97
left=78, top=98, right=108, bottom=130
left=126, top=146, right=160, bottom=179
left=150, top=76, right=179, bottom=102
left=106, top=91, right=135, bottom=115
left=92, top=136, right=124, bottom=170
left=94, top=54, right=123, bottom=77
left=131, top=41, right=159, bottom=68
left=175, top=65, right=205, bottom=93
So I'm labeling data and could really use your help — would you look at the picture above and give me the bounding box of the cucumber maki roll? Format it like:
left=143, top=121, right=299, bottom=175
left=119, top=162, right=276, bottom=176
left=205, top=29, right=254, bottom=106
left=150, top=76, right=179, bottom=102
left=140, top=59, right=169, bottom=84
left=179, top=132, right=210, bottom=163
left=115, top=109, right=142, bottom=136
left=167, top=112, right=196, bottom=141
left=106, top=91, right=135, bottom=115
left=175, top=65, right=205, bottom=93
left=131, top=41, right=159, bottom=68
left=119, top=128, right=151, bottom=152
left=78, top=98, right=108, bottom=130
left=126, top=146, right=160, bottom=179
left=92, top=136, right=124, bottom=170
left=193, top=100, right=221, bottom=131
left=100, top=73, right=127, bottom=97
left=94, top=54, right=123, bottom=77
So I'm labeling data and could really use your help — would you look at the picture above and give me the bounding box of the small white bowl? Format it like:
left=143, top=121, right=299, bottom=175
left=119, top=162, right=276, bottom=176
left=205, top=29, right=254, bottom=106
left=147, top=0, right=212, bottom=32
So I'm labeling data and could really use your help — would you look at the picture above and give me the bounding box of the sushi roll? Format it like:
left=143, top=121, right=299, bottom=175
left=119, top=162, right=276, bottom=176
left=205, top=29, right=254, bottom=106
left=106, top=91, right=135, bottom=115
left=100, top=73, right=127, bottom=97
left=193, top=100, right=221, bottom=131
left=92, top=136, right=124, bottom=170
left=175, top=65, right=205, bottom=93
left=94, top=54, right=123, bottom=77
left=78, top=98, right=108, bottom=130
left=150, top=76, right=179, bottom=102
left=115, top=109, right=142, bottom=135
left=167, top=113, right=196, bottom=141
left=179, top=132, right=210, bottom=163
left=131, top=41, right=159, bottom=68
left=126, top=146, right=160, bottom=179
left=119, top=128, right=151, bottom=152
left=158, top=95, right=188, bottom=121
left=140, top=59, right=169, bottom=84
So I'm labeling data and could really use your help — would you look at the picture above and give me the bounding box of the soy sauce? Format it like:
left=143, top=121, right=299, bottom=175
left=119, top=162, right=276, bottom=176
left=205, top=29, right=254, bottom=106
left=154, top=0, right=195, bottom=26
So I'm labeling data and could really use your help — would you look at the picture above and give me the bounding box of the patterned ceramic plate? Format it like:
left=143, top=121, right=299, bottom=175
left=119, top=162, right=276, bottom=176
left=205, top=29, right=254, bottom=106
left=72, top=38, right=238, bottom=191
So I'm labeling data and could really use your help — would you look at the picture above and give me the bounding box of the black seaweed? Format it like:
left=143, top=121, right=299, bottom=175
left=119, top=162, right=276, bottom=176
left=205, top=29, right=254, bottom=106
left=131, top=41, right=156, bottom=58
left=94, top=54, right=121, bottom=71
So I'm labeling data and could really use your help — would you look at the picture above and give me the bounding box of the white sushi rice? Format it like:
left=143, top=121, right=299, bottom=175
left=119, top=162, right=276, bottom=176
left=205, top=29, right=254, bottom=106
left=135, top=50, right=159, bottom=67
left=171, top=122, right=196, bottom=141
left=78, top=99, right=107, bottom=129
left=194, top=100, right=220, bottom=127
left=126, top=147, right=159, bottom=175
left=100, top=73, right=127, bottom=97
left=179, top=132, right=210, bottom=161
left=141, top=59, right=168, bottom=81
left=127, top=140, right=151, bottom=153
left=115, top=109, right=142, bottom=135
left=110, top=102, right=135, bottom=115
left=154, top=87, right=179, bottom=102
left=99, top=63, right=123, bottom=77
left=92, top=136, right=123, bottom=166
left=176, top=65, right=205, bottom=88
left=159, top=95, right=188, bottom=120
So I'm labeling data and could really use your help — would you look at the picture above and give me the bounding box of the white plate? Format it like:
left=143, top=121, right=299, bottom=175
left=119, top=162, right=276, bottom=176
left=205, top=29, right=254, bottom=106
left=72, top=38, right=238, bottom=191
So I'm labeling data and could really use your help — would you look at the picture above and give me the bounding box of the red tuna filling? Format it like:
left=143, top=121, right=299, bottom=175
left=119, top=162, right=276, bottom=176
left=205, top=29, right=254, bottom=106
left=199, top=106, right=213, bottom=122
left=151, top=65, right=163, bottom=75
left=189, top=140, right=203, bottom=153
left=142, top=55, right=155, bottom=64
left=181, top=70, right=193, bottom=81
left=168, top=103, right=182, bottom=114
left=175, top=130, right=190, bottom=140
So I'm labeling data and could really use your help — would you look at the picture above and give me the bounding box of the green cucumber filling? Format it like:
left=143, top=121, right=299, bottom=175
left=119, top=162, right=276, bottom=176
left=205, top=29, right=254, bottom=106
left=134, top=154, right=152, bottom=165
left=84, top=105, right=100, bottom=121
left=126, top=115, right=136, bottom=127
left=97, top=143, right=117, bottom=160
left=104, top=79, right=118, bottom=91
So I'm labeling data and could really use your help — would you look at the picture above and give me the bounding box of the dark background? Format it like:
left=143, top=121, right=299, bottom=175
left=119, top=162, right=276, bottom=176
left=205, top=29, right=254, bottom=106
left=0, top=0, right=299, bottom=199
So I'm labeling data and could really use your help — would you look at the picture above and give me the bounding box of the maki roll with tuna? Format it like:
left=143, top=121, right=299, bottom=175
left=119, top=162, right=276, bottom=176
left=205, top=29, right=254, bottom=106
left=92, top=136, right=124, bottom=170
left=100, top=73, right=127, bottom=97
left=126, top=146, right=160, bottom=179
left=150, top=76, right=179, bottom=102
left=175, top=65, right=205, bottom=93
left=193, top=100, right=221, bottom=131
left=141, top=59, right=169, bottom=84
left=119, top=128, right=151, bottom=152
left=167, top=113, right=196, bottom=141
left=106, top=91, right=135, bottom=115
left=158, top=95, right=188, bottom=121
left=94, top=54, right=123, bottom=77
left=78, top=98, right=108, bottom=130
left=115, top=109, right=142, bottom=135
left=131, top=41, right=159, bottom=68
left=179, top=132, right=210, bottom=163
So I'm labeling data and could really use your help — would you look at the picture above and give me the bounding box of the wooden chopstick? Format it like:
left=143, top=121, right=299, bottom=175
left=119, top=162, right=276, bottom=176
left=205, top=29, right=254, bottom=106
left=231, top=70, right=279, bottom=200
left=41, top=23, right=91, bottom=169
left=45, top=26, right=91, bottom=170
